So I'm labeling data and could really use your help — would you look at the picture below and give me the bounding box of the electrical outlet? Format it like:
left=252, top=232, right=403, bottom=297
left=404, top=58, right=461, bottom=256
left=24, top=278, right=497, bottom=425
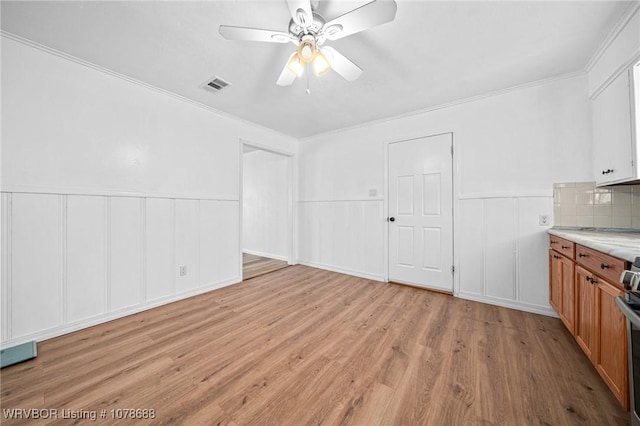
left=179, top=265, right=187, bottom=276
left=538, top=215, right=551, bottom=226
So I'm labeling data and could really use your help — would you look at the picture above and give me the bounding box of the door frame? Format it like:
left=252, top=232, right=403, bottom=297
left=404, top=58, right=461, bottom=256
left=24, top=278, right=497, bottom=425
left=239, top=139, right=296, bottom=281
left=383, top=132, right=457, bottom=292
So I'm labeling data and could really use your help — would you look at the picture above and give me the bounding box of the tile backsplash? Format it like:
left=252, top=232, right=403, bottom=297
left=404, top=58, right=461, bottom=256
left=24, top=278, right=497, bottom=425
left=553, top=182, right=640, bottom=229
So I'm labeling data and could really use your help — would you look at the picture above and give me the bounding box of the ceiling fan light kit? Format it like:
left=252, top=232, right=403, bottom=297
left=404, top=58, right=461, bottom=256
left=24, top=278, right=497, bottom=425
left=312, top=50, right=331, bottom=76
left=286, top=53, right=305, bottom=77
left=219, top=0, right=397, bottom=87
left=298, top=35, right=316, bottom=63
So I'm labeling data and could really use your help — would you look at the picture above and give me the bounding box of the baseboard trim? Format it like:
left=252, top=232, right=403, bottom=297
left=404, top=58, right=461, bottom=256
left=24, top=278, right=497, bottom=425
left=456, top=292, right=558, bottom=318
left=242, top=249, right=289, bottom=262
left=0, top=276, right=241, bottom=349
left=297, top=260, right=385, bottom=282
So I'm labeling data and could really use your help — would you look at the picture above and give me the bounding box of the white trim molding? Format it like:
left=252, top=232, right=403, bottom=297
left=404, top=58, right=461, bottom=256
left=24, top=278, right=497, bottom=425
left=458, top=291, right=559, bottom=318
left=0, top=276, right=241, bottom=350
left=242, top=249, right=289, bottom=262
left=1, top=185, right=238, bottom=202
left=299, top=71, right=585, bottom=142
left=0, top=30, right=293, bottom=142
left=585, top=1, right=640, bottom=72
left=298, top=260, right=385, bottom=282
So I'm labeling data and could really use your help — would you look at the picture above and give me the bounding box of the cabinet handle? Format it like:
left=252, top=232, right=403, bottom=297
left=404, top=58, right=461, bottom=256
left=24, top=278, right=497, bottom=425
left=550, top=241, right=558, bottom=244
left=602, top=169, right=615, bottom=175
left=600, top=263, right=610, bottom=269
left=561, top=245, right=570, bottom=249
left=592, top=277, right=599, bottom=284
left=578, top=253, right=587, bottom=258
left=586, top=276, right=592, bottom=283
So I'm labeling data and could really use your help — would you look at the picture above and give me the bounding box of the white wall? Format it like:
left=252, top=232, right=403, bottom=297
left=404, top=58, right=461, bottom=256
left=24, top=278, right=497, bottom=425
left=0, top=36, right=297, bottom=347
left=298, top=74, right=592, bottom=315
left=242, top=149, right=290, bottom=261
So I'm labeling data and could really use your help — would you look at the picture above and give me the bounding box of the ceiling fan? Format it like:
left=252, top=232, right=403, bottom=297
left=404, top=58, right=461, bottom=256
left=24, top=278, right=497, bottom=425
left=219, top=0, right=397, bottom=86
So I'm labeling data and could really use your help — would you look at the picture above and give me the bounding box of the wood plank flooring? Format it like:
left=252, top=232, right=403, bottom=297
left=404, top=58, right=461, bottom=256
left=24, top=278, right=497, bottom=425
left=0, top=265, right=629, bottom=425
left=243, top=252, right=289, bottom=280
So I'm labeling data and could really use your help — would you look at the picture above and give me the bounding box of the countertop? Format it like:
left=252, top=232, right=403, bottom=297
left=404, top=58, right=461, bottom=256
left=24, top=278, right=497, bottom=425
left=548, top=228, right=640, bottom=263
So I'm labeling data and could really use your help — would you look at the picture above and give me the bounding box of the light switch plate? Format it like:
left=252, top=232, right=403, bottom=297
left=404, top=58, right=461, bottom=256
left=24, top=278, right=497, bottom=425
left=369, top=188, right=377, bottom=197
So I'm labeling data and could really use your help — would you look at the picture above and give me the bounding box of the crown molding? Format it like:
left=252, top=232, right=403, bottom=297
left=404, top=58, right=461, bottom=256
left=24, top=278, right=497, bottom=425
left=300, top=70, right=585, bottom=142
left=585, top=1, right=640, bottom=72
left=0, top=30, right=295, bottom=141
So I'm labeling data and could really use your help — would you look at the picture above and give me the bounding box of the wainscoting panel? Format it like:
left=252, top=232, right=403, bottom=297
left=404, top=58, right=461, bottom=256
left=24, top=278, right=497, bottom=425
left=1, top=191, right=241, bottom=348
left=457, top=196, right=555, bottom=316
left=298, top=200, right=384, bottom=280
left=175, top=199, right=199, bottom=293
left=209, top=200, right=240, bottom=282
left=457, top=198, right=485, bottom=296
left=517, top=197, right=553, bottom=308
left=66, top=195, right=107, bottom=323
left=110, top=196, right=143, bottom=311
left=9, top=193, right=61, bottom=337
left=145, top=198, right=174, bottom=301
left=484, top=198, right=517, bottom=301
left=199, top=200, right=220, bottom=285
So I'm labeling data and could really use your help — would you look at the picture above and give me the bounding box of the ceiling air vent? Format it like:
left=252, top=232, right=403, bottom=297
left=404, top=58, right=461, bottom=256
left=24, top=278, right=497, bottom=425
left=201, top=76, right=231, bottom=93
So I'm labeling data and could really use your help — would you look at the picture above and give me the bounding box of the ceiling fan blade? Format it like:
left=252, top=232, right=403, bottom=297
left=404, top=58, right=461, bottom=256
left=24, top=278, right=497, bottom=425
left=286, top=0, right=314, bottom=27
left=277, top=53, right=298, bottom=86
left=322, top=47, right=362, bottom=82
left=322, top=0, right=397, bottom=41
left=219, top=25, right=293, bottom=43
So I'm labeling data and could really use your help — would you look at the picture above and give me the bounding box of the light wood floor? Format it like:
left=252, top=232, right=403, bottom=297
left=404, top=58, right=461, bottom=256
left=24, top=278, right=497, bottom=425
left=243, top=252, right=289, bottom=280
left=1, top=265, right=629, bottom=425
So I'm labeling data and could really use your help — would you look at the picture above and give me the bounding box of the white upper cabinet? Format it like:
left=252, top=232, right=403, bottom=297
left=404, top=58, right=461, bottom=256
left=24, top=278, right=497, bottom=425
left=588, top=4, right=640, bottom=186
left=591, top=67, right=636, bottom=185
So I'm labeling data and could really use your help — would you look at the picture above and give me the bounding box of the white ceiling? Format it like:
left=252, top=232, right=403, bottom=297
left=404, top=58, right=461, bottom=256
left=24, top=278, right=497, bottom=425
left=1, top=1, right=633, bottom=139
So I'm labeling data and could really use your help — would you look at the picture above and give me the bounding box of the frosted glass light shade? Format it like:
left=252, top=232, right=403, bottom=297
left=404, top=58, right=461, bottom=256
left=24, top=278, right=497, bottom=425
left=286, top=54, right=305, bottom=77
left=313, top=50, right=331, bottom=76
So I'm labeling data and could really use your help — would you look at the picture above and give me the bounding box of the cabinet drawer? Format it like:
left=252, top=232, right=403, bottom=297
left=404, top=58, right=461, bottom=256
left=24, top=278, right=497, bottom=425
left=575, top=245, right=626, bottom=285
left=549, top=235, right=575, bottom=258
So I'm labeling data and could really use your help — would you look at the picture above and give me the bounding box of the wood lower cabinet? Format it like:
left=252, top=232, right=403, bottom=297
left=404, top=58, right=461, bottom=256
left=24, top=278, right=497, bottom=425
left=595, top=278, right=628, bottom=409
left=549, top=236, right=629, bottom=410
left=549, top=252, right=562, bottom=313
left=575, top=266, right=597, bottom=360
left=550, top=251, right=575, bottom=333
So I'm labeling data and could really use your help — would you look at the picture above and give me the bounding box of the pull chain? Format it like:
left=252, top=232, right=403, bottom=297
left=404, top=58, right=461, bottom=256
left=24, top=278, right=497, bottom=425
left=306, top=64, right=311, bottom=95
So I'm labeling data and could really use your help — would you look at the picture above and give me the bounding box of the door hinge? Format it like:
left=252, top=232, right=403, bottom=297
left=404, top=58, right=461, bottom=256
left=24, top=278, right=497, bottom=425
left=451, top=265, right=455, bottom=274
left=451, top=145, right=454, bottom=156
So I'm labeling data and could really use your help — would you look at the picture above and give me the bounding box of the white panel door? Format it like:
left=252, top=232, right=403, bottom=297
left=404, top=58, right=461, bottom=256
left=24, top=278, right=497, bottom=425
left=388, top=134, right=453, bottom=291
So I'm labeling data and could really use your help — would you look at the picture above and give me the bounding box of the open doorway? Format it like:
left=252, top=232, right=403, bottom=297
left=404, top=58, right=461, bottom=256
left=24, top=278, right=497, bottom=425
left=240, top=141, right=294, bottom=280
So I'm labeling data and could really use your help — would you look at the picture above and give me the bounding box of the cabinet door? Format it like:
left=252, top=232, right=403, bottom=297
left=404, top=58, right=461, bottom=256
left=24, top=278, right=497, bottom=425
left=595, top=279, right=628, bottom=410
left=575, top=266, right=597, bottom=360
left=559, top=254, right=575, bottom=334
left=592, top=70, right=634, bottom=185
left=549, top=252, right=562, bottom=314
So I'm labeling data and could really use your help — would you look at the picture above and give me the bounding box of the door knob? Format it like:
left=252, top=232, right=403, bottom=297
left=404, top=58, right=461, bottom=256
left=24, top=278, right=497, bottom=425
left=388, top=217, right=395, bottom=222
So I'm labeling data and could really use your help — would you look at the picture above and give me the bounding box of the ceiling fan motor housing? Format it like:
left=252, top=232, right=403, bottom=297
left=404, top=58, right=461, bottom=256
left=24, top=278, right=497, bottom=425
left=289, top=12, right=325, bottom=39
